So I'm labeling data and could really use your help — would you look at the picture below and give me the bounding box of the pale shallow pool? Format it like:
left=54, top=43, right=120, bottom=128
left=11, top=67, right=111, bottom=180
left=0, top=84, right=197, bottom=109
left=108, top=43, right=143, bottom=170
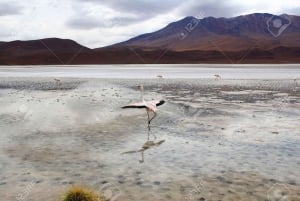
left=0, top=76, right=299, bottom=201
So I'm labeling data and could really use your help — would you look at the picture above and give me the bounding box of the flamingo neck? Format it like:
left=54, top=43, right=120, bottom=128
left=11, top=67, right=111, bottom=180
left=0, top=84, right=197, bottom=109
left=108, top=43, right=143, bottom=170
left=140, top=84, right=144, bottom=101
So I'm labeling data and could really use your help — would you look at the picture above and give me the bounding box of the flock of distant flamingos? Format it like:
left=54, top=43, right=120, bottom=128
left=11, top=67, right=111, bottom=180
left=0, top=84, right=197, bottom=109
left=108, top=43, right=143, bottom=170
left=53, top=75, right=299, bottom=92
left=52, top=75, right=298, bottom=162
left=157, top=74, right=222, bottom=80
left=53, top=74, right=298, bottom=138
left=52, top=74, right=223, bottom=90
left=53, top=74, right=299, bottom=90
left=53, top=75, right=298, bottom=127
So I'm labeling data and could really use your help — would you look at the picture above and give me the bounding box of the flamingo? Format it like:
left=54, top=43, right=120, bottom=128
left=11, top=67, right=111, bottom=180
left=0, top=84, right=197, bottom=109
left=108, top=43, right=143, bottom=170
left=157, top=75, right=164, bottom=79
left=54, top=78, right=61, bottom=90
left=293, top=78, right=298, bottom=92
left=122, top=85, right=165, bottom=130
left=214, top=74, right=222, bottom=80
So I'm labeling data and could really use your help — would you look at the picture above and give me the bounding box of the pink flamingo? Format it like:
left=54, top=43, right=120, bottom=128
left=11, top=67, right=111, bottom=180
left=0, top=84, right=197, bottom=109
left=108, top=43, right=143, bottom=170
left=157, top=75, right=164, bottom=79
left=122, top=85, right=165, bottom=130
left=214, top=74, right=222, bottom=80
left=293, top=77, right=298, bottom=92
left=54, top=78, right=61, bottom=90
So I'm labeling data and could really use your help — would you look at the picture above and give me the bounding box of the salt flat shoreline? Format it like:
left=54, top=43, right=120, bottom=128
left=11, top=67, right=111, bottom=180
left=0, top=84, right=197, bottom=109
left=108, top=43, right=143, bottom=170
left=1, top=65, right=300, bottom=79
left=0, top=77, right=298, bottom=93
left=0, top=77, right=299, bottom=201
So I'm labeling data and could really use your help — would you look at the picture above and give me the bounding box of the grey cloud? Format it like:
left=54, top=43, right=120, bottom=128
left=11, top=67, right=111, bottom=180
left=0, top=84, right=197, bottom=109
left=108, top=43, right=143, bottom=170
left=66, top=17, right=110, bottom=29
left=67, top=0, right=178, bottom=30
left=0, top=30, right=11, bottom=37
left=178, top=0, right=246, bottom=18
left=287, top=7, right=300, bottom=16
left=0, top=2, right=22, bottom=16
left=76, top=0, right=183, bottom=16
left=66, top=15, right=145, bottom=30
left=110, top=16, right=143, bottom=26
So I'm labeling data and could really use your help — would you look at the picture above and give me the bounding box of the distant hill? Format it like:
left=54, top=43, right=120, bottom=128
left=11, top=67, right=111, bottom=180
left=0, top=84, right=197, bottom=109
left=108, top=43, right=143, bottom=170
left=1, top=13, right=300, bottom=65
left=0, top=38, right=92, bottom=65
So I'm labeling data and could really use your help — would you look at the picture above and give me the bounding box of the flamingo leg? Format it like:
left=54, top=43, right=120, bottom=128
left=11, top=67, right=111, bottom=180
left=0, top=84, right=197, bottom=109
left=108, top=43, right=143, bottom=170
left=149, top=111, right=157, bottom=140
left=147, top=110, right=156, bottom=129
left=146, top=110, right=157, bottom=140
left=149, top=111, right=157, bottom=125
left=139, top=151, right=144, bottom=163
left=147, top=110, right=150, bottom=132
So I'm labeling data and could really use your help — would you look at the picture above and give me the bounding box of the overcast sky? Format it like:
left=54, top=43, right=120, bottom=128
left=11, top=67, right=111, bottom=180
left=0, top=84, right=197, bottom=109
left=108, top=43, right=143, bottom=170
left=0, top=0, right=299, bottom=48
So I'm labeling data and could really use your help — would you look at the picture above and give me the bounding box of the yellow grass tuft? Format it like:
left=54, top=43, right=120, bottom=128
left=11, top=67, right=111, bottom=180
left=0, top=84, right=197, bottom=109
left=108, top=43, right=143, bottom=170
left=60, top=185, right=106, bottom=201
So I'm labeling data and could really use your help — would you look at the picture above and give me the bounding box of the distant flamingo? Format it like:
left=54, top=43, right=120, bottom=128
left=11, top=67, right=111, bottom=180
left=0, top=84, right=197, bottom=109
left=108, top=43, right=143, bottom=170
left=214, top=74, right=222, bottom=80
left=122, top=85, right=165, bottom=130
left=54, top=78, right=61, bottom=90
left=293, top=78, right=298, bottom=92
left=157, top=75, right=164, bottom=79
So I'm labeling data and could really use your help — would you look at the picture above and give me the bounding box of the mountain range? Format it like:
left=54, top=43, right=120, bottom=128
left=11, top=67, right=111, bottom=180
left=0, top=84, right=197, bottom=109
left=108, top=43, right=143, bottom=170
left=1, top=13, right=300, bottom=65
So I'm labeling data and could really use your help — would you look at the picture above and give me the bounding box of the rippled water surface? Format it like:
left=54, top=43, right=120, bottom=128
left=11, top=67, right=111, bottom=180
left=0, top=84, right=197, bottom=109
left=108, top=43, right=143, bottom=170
left=0, top=67, right=300, bottom=200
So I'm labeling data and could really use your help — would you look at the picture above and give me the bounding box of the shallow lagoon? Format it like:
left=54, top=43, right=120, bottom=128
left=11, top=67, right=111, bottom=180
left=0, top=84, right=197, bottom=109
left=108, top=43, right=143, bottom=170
left=0, top=66, right=299, bottom=200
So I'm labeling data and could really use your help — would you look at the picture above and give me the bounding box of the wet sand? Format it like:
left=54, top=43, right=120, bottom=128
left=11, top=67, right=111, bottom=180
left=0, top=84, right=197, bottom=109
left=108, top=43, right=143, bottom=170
left=0, top=77, right=299, bottom=201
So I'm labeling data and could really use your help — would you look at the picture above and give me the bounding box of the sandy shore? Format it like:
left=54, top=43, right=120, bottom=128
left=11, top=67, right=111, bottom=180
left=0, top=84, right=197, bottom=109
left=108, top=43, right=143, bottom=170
left=0, top=77, right=299, bottom=201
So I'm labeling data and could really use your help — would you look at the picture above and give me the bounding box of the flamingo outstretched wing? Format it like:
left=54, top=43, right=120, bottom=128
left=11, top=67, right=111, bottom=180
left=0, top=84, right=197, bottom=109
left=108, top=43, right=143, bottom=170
left=122, top=102, right=147, bottom=109
left=122, top=100, right=165, bottom=109
left=155, top=100, right=165, bottom=106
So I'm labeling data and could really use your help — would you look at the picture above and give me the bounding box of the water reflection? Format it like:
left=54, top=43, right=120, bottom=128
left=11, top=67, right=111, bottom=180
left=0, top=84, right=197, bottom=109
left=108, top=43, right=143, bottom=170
left=122, top=130, right=165, bottom=163
left=122, top=139, right=165, bottom=163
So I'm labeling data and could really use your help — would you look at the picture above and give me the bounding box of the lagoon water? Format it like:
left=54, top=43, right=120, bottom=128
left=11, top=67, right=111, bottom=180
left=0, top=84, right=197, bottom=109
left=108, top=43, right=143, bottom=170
left=0, top=65, right=299, bottom=201
left=0, top=64, right=300, bottom=79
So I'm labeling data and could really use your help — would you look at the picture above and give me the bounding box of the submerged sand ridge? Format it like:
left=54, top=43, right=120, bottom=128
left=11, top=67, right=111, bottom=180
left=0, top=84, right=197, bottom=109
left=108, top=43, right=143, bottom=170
left=0, top=78, right=299, bottom=201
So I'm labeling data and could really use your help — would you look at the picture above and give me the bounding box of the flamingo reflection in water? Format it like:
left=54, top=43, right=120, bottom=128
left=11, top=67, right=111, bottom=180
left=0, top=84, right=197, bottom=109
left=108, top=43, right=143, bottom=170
left=122, top=137, right=165, bottom=163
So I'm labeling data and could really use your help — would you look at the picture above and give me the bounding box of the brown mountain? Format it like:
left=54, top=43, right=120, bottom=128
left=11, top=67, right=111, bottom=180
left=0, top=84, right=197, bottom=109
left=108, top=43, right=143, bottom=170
left=0, top=38, right=93, bottom=65
left=1, top=13, right=300, bottom=65
left=112, top=13, right=300, bottom=51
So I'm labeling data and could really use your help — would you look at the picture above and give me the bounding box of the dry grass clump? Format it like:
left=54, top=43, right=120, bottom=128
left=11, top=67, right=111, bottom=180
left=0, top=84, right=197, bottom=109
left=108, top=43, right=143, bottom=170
left=59, top=186, right=106, bottom=201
